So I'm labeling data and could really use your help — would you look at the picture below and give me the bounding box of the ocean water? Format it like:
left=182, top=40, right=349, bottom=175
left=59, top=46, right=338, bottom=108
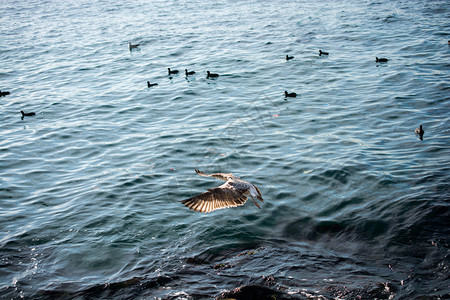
left=1, top=0, right=449, bottom=299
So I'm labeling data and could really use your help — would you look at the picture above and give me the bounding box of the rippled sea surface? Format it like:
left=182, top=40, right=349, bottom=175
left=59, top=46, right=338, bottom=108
left=1, top=0, right=449, bottom=299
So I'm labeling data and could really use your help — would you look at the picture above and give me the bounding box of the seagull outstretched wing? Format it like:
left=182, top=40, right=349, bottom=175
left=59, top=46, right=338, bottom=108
left=194, top=169, right=234, bottom=181
left=181, top=182, right=248, bottom=213
left=180, top=170, right=264, bottom=213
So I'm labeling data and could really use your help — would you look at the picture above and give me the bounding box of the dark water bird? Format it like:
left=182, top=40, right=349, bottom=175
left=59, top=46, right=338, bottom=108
left=168, top=68, right=179, bottom=75
left=284, top=91, right=297, bottom=97
left=147, top=81, right=158, bottom=88
left=185, top=69, right=195, bottom=76
left=206, top=71, right=219, bottom=78
left=286, top=54, right=294, bottom=60
left=376, top=57, right=389, bottom=63
left=415, top=125, right=424, bottom=140
left=128, top=42, right=139, bottom=51
left=0, top=90, right=10, bottom=97
left=319, top=50, right=329, bottom=56
left=180, top=169, right=264, bottom=213
left=21, top=110, right=35, bottom=120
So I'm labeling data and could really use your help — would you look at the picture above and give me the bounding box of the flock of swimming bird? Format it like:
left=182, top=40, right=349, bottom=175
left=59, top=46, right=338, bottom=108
left=0, top=42, right=426, bottom=213
left=140, top=43, right=336, bottom=99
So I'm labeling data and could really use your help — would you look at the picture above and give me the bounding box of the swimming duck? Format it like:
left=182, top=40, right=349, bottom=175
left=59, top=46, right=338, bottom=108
left=168, top=68, right=179, bottom=75
left=319, top=50, right=329, bottom=56
left=286, top=55, right=294, bottom=60
left=128, top=42, right=139, bottom=51
left=376, top=57, right=389, bottom=63
left=180, top=169, right=264, bottom=213
left=147, top=81, right=158, bottom=87
left=21, top=110, right=35, bottom=120
left=185, top=69, right=196, bottom=76
left=207, top=71, right=219, bottom=78
left=415, top=125, right=424, bottom=139
left=284, top=91, right=297, bottom=97
left=0, top=90, right=10, bottom=97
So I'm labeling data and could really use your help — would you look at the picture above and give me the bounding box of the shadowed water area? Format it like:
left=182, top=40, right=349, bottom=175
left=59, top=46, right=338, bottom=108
left=1, top=0, right=449, bottom=299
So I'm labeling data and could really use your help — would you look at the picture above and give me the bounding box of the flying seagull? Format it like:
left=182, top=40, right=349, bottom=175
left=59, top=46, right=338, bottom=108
left=180, top=169, right=264, bottom=213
